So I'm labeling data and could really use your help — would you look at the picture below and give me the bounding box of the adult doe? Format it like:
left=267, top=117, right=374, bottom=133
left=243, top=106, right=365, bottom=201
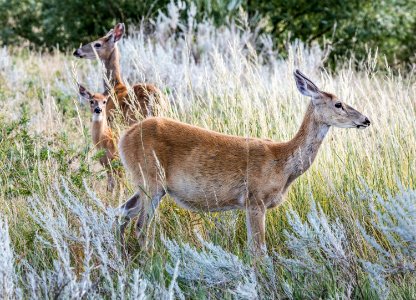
left=117, top=70, right=371, bottom=253
left=73, top=23, right=164, bottom=122
left=78, top=84, right=119, bottom=192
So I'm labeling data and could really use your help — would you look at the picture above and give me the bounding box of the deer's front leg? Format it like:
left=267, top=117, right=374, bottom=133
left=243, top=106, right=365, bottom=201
left=246, top=207, right=266, bottom=254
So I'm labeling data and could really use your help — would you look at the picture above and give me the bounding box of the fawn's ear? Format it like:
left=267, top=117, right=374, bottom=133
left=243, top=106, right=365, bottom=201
left=78, top=84, right=92, bottom=101
left=294, top=69, right=322, bottom=100
left=112, top=23, right=125, bottom=43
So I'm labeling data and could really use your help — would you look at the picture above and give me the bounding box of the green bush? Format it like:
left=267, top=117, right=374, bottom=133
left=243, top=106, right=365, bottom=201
left=248, top=0, right=416, bottom=67
left=1, top=0, right=415, bottom=67
left=0, top=0, right=171, bottom=49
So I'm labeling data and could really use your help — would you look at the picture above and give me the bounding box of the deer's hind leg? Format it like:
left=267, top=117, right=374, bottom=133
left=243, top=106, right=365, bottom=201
left=135, top=190, right=165, bottom=250
left=117, top=192, right=142, bottom=247
left=117, top=187, right=165, bottom=249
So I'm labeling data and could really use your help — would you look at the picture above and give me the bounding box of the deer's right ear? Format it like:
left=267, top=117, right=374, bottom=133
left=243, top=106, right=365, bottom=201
left=113, top=23, right=125, bottom=42
left=294, top=69, right=321, bottom=98
left=78, top=84, right=92, bottom=101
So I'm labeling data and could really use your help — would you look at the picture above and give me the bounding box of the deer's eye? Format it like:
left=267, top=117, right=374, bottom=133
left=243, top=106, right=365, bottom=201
left=103, top=101, right=107, bottom=105
left=90, top=100, right=94, bottom=105
left=335, top=102, right=342, bottom=109
left=94, top=43, right=101, bottom=48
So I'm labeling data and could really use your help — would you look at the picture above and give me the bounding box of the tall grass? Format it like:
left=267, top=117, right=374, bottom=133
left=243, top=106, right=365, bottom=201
left=0, top=2, right=415, bottom=298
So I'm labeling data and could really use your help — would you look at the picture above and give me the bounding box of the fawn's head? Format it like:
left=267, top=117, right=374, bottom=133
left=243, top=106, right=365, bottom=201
left=294, top=70, right=370, bottom=129
left=73, top=23, right=125, bottom=60
left=78, top=84, right=108, bottom=122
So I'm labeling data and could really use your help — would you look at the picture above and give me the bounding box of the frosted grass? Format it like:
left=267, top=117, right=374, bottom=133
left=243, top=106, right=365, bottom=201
left=0, top=1, right=415, bottom=298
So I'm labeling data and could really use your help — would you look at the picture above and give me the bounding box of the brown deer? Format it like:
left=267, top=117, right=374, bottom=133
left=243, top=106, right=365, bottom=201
left=78, top=84, right=119, bottom=192
left=117, top=70, right=371, bottom=253
left=73, top=23, right=164, bottom=122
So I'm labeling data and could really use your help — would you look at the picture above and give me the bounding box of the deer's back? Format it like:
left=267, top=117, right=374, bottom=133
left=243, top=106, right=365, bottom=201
left=132, top=83, right=163, bottom=116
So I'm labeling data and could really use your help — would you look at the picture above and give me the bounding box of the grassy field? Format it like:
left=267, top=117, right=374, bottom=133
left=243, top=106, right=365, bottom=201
left=0, top=6, right=415, bottom=299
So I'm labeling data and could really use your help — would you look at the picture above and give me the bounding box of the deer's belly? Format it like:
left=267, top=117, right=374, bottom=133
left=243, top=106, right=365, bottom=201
left=166, top=172, right=246, bottom=212
left=167, top=189, right=244, bottom=212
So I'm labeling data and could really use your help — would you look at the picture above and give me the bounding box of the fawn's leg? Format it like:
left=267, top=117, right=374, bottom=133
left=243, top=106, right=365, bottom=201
left=114, top=168, right=124, bottom=197
left=106, top=170, right=115, bottom=193
left=246, top=207, right=267, bottom=254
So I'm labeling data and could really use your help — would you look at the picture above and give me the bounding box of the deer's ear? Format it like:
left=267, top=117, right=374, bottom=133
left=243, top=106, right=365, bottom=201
left=104, top=29, right=114, bottom=39
left=294, top=69, right=321, bottom=99
left=78, top=84, right=92, bottom=101
left=112, top=23, right=125, bottom=42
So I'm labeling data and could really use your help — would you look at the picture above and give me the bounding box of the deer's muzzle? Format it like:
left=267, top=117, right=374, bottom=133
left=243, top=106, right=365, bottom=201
left=73, top=49, right=83, bottom=58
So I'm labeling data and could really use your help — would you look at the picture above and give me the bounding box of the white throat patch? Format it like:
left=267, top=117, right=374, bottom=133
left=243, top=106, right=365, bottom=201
left=92, top=113, right=104, bottom=122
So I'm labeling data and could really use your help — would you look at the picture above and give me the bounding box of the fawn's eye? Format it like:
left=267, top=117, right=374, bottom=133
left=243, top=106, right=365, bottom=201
left=90, top=100, right=94, bottom=105
left=103, top=101, right=107, bottom=104
left=335, top=102, right=342, bottom=109
left=94, top=43, right=101, bottom=48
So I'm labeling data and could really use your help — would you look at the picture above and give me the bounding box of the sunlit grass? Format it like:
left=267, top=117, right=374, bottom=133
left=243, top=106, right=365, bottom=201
left=0, top=4, right=415, bottom=298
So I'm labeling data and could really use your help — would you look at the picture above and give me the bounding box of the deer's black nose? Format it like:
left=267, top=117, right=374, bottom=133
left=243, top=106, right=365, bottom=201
left=73, top=49, right=81, bottom=57
left=364, top=117, right=371, bottom=125
left=94, top=107, right=102, bottom=114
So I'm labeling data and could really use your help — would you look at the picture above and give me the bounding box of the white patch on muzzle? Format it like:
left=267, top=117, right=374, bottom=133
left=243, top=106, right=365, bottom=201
left=92, top=113, right=104, bottom=122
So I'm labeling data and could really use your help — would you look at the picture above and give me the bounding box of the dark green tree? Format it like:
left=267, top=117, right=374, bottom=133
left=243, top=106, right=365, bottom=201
left=246, top=0, right=416, bottom=67
left=1, top=0, right=415, bottom=68
left=0, top=0, right=172, bottom=49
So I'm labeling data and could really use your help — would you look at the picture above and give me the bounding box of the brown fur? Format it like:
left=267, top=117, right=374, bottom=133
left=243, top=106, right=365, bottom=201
left=78, top=85, right=119, bottom=191
left=105, top=80, right=163, bottom=125
left=91, top=118, right=117, bottom=171
left=74, top=23, right=165, bottom=122
left=117, top=70, right=371, bottom=253
left=102, top=46, right=163, bottom=123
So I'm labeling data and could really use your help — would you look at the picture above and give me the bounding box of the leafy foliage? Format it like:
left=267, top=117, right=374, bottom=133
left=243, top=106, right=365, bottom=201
left=0, top=2, right=415, bottom=297
left=245, top=0, right=416, bottom=67
left=1, top=0, right=416, bottom=67
left=0, top=0, right=171, bottom=49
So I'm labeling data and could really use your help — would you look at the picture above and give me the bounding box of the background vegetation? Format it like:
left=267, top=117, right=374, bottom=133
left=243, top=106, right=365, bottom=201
left=0, top=1, right=415, bottom=299
left=1, top=0, right=416, bottom=67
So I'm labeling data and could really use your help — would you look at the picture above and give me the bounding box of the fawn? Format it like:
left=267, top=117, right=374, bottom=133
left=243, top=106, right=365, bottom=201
left=117, top=70, right=371, bottom=253
left=73, top=23, right=164, bottom=122
left=78, top=84, right=119, bottom=192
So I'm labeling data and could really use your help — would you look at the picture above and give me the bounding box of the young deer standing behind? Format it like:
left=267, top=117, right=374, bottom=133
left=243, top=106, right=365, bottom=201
left=117, top=70, right=371, bottom=253
left=73, top=23, right=164, bottom=123
left=78, top=84, right=119, bottom=192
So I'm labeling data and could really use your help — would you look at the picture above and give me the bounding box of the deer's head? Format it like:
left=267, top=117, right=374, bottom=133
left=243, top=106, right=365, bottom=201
left=73, top=23, right=125, bottom=60
left=294, top=70, right=371, bottom=129
left=78, top=84, right=109, bottom=122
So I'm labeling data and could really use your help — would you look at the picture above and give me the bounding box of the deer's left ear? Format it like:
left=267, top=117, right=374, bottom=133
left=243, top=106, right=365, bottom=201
left=112, top=23, right=125, bottom=43
left=78, top=84, right=92, bottom=101
left=294, top=69, right=322, bottom=103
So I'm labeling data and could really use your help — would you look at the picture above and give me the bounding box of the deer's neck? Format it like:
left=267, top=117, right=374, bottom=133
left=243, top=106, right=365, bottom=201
left=282, top=103, right=329, bottom=180
left=103, top=46, right=123, bottom=94
left=91, top=118, right=109, bottom=147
